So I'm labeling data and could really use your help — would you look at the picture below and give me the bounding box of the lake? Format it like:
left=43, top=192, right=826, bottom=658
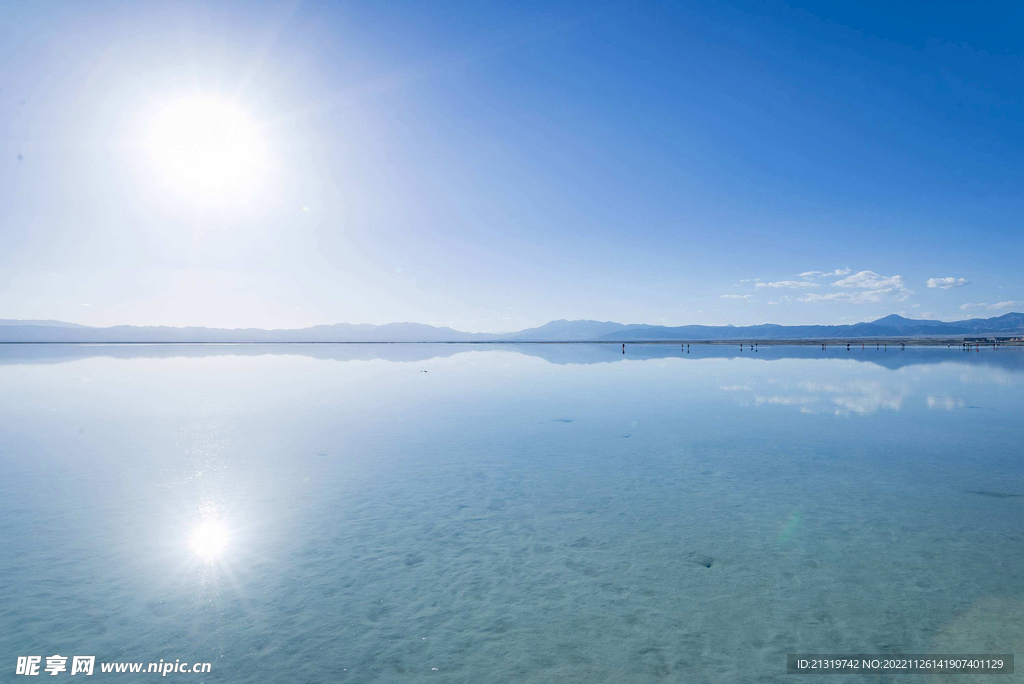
left=2, top=343, right=1022, bottom=682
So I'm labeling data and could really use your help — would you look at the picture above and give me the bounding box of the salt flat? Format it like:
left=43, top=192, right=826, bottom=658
left=1, top=344, right=1022, bottom=682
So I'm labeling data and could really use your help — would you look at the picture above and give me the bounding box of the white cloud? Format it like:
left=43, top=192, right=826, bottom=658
left=799, top=289, right=912, bottom=304
left=756, top=280, right=820, bottom=289
left=798, top=267, right=851, bottom=278
left=720, top=294, right=753, bottom=300
left=959, top=301, right=1022, bottom=312
left=755, top=395, right=819, bottom=406
left=927, top=277, right=970, bottom=289
left=796, top=270, right=913, bottom=304
left=832, top=270, right=907, bottom=290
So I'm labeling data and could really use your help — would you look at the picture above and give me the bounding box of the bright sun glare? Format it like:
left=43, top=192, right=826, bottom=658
left=147, top=97, right=267, bottom=201
left=189, top=520, right=230, bottom=560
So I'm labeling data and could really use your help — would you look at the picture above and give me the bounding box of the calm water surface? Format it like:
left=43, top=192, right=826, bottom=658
left=2, top=344, right=1023, bottom=682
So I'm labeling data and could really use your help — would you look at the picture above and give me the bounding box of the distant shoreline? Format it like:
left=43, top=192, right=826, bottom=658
left=2, top=339, right=1021, bottom=346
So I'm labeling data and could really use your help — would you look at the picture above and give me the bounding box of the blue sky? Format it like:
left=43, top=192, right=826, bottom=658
left=1, top=0, right=1021, bottom=331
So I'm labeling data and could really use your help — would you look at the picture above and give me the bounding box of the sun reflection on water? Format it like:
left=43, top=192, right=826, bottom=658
left=189, top=520, right=230, bottom=560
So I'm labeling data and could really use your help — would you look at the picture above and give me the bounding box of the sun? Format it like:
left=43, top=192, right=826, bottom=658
left=146, top=97, right=267, bottom=201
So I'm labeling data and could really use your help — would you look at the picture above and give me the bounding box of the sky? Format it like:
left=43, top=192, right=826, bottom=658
left=1, top=0, right=1021, bottom=332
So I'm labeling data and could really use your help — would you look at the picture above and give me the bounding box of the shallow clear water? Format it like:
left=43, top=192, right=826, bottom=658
left=2, top=343, right=1023, bottom=682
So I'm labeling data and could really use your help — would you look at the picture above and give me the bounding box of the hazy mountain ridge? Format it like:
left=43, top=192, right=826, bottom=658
left=0, top=313, right=1021, bottom=343
left=507, top=319, right=631, bottom=341
left=0, top=318, right=89, bottom=328
left=602, top=313, right=1024, bottom=341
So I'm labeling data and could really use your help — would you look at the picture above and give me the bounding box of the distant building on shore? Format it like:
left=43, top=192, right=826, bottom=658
left=964, top=336, right=1024, bottom=344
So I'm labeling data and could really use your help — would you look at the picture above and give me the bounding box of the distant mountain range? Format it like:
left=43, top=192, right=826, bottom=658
left=1, top=313, right=1022, bottom=342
